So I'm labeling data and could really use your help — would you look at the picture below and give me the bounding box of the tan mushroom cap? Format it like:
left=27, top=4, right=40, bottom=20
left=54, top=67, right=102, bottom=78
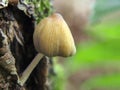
left=33, top=13, right=76, bottom=57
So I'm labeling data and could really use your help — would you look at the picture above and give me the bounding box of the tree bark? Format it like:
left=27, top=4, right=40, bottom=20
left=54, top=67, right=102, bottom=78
left=0, top=0, right=53, bottom=89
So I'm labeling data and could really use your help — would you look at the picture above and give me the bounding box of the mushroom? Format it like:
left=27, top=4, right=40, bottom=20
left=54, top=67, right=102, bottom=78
left=0, top=0, right=8, bottom=9
left=19, top=13, right=76, bottom=86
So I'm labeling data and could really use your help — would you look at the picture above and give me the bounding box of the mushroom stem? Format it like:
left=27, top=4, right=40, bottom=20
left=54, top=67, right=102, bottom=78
left=19, top=53, right=44, bottom=86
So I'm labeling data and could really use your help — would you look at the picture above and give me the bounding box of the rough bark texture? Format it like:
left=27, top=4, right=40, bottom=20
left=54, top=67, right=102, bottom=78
left=0, top=2, right=51, bottom=90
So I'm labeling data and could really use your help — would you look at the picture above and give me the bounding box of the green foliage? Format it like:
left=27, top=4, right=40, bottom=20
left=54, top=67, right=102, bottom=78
left=93, top=0, right=120, bottom=22
left=52, top=62, right=66, bottom=90
left=63, top=0, right=120, bottom=90
left=50, top=58, right=66, bottom=90
left=64, top=0, right=120, bottom=72
left=89, top=11, right=120, bottom=40
left=80, top=74, right=120, bottom=90
left=65, top=39, right=120, bottom=74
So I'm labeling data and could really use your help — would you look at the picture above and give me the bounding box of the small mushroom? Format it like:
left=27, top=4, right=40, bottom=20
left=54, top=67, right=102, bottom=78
left=34, top=13, right=76, bottom=57
left=0, top=0, right=8, bottom=9
left=19, top=13, right=76, bottom=86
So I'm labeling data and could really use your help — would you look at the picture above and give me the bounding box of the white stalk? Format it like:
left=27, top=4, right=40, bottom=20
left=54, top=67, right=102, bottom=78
left=19, top=53, right=44, bottom=86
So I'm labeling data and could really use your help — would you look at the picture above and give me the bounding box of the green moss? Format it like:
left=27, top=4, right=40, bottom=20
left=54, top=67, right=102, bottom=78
left=26, top=0, right=53, bottom=22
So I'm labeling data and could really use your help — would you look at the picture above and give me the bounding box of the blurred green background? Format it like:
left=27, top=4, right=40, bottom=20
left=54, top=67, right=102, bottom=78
left=52, top=0, right=120, bottom=90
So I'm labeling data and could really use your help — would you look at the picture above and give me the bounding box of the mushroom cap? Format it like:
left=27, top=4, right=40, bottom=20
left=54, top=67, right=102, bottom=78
left=33, top=13, right=76, bottom=57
